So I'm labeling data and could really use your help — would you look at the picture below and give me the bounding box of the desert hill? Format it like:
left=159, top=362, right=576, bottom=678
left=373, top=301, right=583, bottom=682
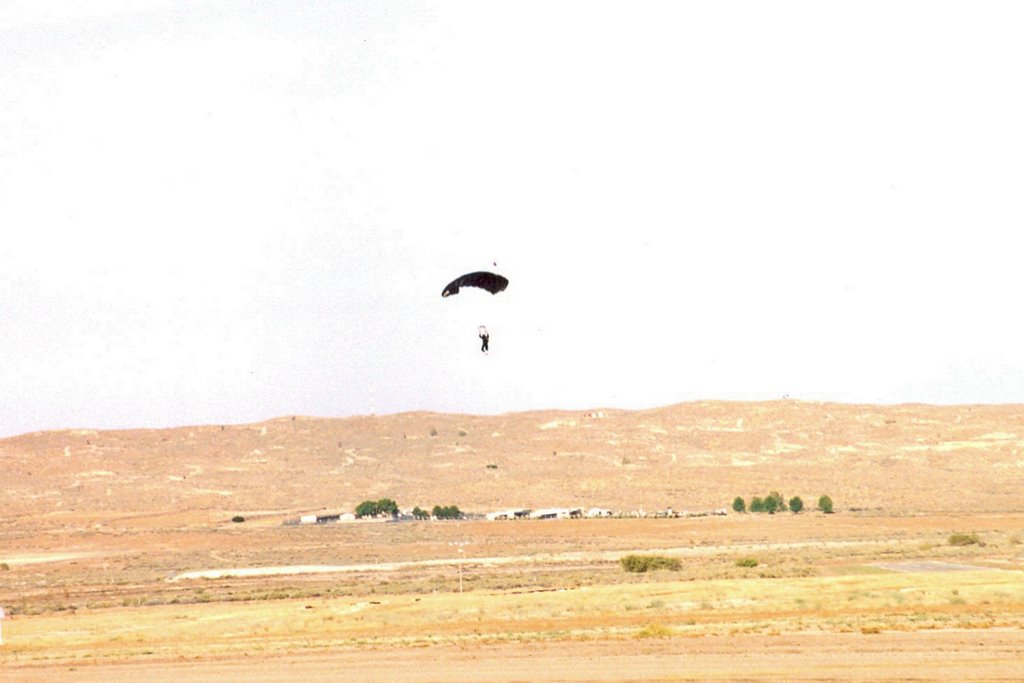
left=3, top=400, right=1023, bottom=528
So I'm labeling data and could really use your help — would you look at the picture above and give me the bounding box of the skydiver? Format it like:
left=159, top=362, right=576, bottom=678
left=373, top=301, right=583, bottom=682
left=478, top=325, right=489, bottom=353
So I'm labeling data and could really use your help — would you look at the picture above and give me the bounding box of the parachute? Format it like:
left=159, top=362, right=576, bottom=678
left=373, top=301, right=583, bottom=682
left=441, top=271, right=509, bottom=298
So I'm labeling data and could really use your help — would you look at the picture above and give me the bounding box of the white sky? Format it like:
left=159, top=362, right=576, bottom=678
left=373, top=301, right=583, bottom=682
left=2, top=1, right=1023, bottom=437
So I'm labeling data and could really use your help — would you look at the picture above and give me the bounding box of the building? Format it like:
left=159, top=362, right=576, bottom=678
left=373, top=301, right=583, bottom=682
left=486, top=508, right=531, bottom=521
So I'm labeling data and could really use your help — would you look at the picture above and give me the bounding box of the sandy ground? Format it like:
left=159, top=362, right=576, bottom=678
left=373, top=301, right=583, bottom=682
left=4, top=403, right=1024, bottom=680
left=7, top=632, right=1024, bottom=682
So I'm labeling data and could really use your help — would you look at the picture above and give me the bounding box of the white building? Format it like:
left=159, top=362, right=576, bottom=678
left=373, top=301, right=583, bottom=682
left=486, top=508, right=531, bottom=520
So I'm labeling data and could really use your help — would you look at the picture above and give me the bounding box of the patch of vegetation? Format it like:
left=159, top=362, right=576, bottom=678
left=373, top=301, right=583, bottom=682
left=486, top=463, right=498, bottom=469
left=231, top=515, right=245, bottom=523
left=732, top=496, right=746, bottom=513
left=818, top=494, right=834, bottom=514
left=0, top=562, right=10, bottom=571
left=620, top=554, right=681, bottom=573
left=432, top=505, right=462, bottom=520
left=411, top=506, right=430, bottom=520
left=948, top=532, right=982, bottom=547
left=635, top=622, right=674, bottom=638
left=744, top=491, right=810, bottom=514
left=355, top=498, right=399, bottom=518
left=735, top=557, right=759, bottom=568
left=766, top=491, right=787, bottom=512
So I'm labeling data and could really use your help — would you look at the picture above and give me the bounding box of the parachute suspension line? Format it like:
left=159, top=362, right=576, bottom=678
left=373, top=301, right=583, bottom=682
left=441, top=269, right=506, bottom=356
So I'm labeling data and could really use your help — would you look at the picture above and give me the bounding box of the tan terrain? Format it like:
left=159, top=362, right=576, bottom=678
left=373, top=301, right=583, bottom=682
left=2, top=400, right=1023, bottom=681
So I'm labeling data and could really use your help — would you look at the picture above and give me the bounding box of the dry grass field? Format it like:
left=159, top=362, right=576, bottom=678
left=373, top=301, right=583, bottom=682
left=2, top=400, right=1024, bottom=680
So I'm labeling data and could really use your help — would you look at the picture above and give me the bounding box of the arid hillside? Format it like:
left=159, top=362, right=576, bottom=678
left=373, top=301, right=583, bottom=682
left=3, top=400, right=1023, bottom=528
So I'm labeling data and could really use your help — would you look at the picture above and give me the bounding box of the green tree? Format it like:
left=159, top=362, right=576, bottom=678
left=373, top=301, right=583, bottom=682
left=818, top=494, right=834, bottom=514
left=732, top=496, right=746, bottom=513
left=788, top=496, right=804, bottom=513
left=412, top=506, right=429, bottom=520
left=355, top=500, right=379, bottom=518
left=376, top=498, right=399, bottom=517
left=432, top=504, right=462, bottom=520
left=767, top=491, right=787, bottom=512
left=763, top=495, right=779, bottom=514
left=750, top=496, right=765, bottom=513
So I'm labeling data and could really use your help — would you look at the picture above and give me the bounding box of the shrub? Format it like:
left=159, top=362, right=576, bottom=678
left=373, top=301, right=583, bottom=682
left=231, top=515, right=245, bottom=523
left=763, top=495, right=779, bottom=514
left=735, top=557, right=759, bottom=568
left=620, top=554, right=681, bottom=573
left=636, top=622, right=673, bottom=638
left=818, top=495, right=834, bottom=514
left=767, top=491, right=787, bottom=512
left=411, top=506, right=430, bottom=520
left=948, top=532, right=981, bottom=546
left=788, top=496, right=804, bottom=513
left=0, top=562, right=9, bottom=571
left=732, top=496, right=746, bottom=513
left=750, top=497, right=765, bottom=513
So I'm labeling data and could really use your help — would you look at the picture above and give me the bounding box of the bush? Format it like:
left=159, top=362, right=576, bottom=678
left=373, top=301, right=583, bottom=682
left=411, top=506, right=430, bottom=520
left=0, top=562, right=10, bottom=571
left=732, top=496, right=746, bottom=513
left=750, top=496, right=765, bottom=513
left=818, top=495, right=834, bottom=514
left=788, top=497, right=804, bottom=513
left=231, top=515, right=245, bottom=523
left=620, top=554, right=681, bottom=573
left=948, top=532, right=981, bottom=546
left=767, top=491, right=787, bottom=512
left=735, top=557, right=759, bottom=568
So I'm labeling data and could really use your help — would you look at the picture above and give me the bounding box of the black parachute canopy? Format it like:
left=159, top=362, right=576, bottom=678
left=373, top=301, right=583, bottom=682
left=441, top=271, right=509, bottom=297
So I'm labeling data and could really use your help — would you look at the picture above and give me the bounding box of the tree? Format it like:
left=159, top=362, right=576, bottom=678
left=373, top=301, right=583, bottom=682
left=763, top=495, right=779, bottom=514
left=355, top=500, right=379, bottom=518
left=818, top=494, right=834, bottom=514
left=767, top=491, right=787, bottom=512
left=788, top=496, right=804, bottom=513
left=376, top=498, right=399, bottom=516
left=750, top=496, right=765, bottom=513
left=732, top=496, right=746, bottom=513
left=432, top=504, right=462, bottom=520
left=412, top=506, right=430, bottom=520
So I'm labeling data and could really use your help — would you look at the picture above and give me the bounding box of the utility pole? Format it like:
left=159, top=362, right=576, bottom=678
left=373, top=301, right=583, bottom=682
left=449, top=541, right=468, bottom=593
